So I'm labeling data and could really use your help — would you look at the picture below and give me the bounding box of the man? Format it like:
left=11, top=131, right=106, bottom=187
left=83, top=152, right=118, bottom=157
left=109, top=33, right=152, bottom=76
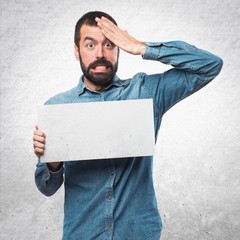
left=33, top=11, right=223, bottom=240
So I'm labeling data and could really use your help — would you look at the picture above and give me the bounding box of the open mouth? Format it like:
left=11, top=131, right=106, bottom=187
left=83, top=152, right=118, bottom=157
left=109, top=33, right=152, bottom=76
left=91, top=65, right=110, bottom=73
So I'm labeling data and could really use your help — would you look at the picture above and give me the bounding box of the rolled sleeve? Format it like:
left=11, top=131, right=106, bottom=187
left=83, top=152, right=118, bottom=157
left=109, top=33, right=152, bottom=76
left=35, top=160, right=64, bottom=196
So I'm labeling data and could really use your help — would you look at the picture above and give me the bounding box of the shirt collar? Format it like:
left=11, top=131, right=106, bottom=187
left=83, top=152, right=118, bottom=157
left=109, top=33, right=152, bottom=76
left=77, top=75, right=123, bottom=95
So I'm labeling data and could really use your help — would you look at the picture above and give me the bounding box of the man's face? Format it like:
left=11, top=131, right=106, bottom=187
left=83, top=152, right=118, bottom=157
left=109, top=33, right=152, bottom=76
left=75, top=24, right=119, bottom=90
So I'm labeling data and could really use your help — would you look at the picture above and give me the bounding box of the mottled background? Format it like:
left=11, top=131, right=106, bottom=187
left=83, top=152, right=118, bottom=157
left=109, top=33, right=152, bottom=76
left=0, top=0, right=239, bottom=239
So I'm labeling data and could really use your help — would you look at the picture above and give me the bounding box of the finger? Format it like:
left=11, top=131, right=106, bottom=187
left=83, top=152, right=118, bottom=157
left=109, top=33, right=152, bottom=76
left=96, top=17, right=127, bottom=47
left=34, top=125, right=46, bottom=137
left=101, top=16, right=117, bottom=27
left=33, top=134, right=46, bottom=144
left=33, top=140, right=45, bottom=149
left=99, top=24, right=124, bottom=44
left=99, top=17, right=113, bottom=29
left=95, top=16, right=114, bottom=27
left=95, top=17, right=101, bottom=23
left=96, top=16, right=119, bottom=33
left=33, top=129, right=46, bottom=138
left=95, top=17, right=104, bottom=29
left=100, top=28, right=114, bottom=41
left=34, top=147, right=44, bottom=157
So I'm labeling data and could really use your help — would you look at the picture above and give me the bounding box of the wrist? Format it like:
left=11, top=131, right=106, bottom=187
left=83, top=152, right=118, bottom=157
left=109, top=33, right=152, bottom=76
left=47, top=162, right=63, bottom=172
left=137, top=41, right=146, bottom=55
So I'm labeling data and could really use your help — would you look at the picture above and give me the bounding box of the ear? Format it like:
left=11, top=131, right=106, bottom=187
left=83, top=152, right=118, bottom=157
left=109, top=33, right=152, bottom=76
left=74, top=44, right=80, bottom=61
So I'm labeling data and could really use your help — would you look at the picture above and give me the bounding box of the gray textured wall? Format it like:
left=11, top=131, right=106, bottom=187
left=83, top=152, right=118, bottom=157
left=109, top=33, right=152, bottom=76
left=0, top=0, right=239, bottom=239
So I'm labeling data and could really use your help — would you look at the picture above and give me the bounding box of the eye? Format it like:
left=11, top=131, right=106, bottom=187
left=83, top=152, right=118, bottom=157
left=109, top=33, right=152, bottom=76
left=105, top=41, right=114, bottom=48
left=86, top=42, right=95, bottom=48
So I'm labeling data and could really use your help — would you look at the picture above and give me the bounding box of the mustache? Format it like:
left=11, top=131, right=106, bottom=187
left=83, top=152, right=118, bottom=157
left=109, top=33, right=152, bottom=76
left=88, top=58, right=113, bottom=71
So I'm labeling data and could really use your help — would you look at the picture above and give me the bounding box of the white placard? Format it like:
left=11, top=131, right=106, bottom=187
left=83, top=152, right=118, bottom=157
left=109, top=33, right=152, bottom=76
left=38, top=99, right=155, bottom=162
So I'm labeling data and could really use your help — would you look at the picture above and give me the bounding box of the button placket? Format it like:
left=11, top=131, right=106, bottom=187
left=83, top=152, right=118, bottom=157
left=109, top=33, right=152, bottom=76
left=98, top=93, right=105, bottom=101
left=107, top=194, right=112, bottom=201
left=105, top=160, right=115, bottom=235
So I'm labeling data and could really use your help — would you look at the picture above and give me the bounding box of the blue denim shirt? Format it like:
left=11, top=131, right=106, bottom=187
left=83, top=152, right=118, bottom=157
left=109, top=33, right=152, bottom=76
left=35, top=41, right=223, bottom=240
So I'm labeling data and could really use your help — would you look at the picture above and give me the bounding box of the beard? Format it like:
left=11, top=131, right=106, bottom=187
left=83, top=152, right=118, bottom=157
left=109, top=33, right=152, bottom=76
left=79, top=56, right=118, bottom=88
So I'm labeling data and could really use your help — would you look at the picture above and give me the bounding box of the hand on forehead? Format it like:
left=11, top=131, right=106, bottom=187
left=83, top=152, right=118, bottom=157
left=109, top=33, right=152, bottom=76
left=95, top=16, right=146, bottom=55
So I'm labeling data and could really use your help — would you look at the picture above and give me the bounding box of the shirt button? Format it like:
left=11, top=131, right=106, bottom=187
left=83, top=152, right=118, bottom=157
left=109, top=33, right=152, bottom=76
left=108, top=224, right=112, bottom=228
left=107, top=195, right=112, bottom=200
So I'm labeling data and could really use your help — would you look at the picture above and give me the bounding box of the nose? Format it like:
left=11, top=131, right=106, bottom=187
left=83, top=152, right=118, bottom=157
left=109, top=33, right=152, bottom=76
left=96, top=45, right=106, bottom=59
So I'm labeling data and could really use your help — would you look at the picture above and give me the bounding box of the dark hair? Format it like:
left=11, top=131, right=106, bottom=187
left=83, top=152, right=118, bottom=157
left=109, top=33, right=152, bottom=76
left=74, top=11, right=117, bottom=47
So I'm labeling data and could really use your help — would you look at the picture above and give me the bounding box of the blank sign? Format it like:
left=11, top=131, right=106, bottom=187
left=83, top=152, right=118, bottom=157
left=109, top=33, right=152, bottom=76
left=38, top=99, right=155, bottom=162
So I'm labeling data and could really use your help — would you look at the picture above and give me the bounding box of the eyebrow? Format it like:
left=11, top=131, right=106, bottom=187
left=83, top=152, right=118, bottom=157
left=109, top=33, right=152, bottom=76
left=83, top=36, right=114, bottom=46
left=83, top=37, right=95, bottom=42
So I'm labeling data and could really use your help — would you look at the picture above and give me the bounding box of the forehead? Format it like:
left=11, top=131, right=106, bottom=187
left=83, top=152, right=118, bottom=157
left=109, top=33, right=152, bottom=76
left=80, top=24, right=105, bottom=42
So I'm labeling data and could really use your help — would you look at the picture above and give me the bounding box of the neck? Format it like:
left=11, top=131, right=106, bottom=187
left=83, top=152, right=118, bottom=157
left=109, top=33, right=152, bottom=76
left=83, top=77, right=107, bottom=92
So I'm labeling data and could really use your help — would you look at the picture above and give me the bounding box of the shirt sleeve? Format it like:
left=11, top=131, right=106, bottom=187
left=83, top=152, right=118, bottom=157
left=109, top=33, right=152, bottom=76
left=142, top=41, right=223, bottom=115
left=35, top=159, right=64, bottom=196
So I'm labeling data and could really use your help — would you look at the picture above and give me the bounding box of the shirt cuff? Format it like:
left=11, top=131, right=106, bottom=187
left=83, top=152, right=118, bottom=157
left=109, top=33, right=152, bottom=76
left=142, top=42, right=163, bottom=60
left=47, top=164, right=64, bottom=176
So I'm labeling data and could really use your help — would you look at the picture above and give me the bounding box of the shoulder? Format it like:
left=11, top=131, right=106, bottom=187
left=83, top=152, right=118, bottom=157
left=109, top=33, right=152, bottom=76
left=45, top=86, right=79, bottom=105
left=121, top=72, right=147, bottom=84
